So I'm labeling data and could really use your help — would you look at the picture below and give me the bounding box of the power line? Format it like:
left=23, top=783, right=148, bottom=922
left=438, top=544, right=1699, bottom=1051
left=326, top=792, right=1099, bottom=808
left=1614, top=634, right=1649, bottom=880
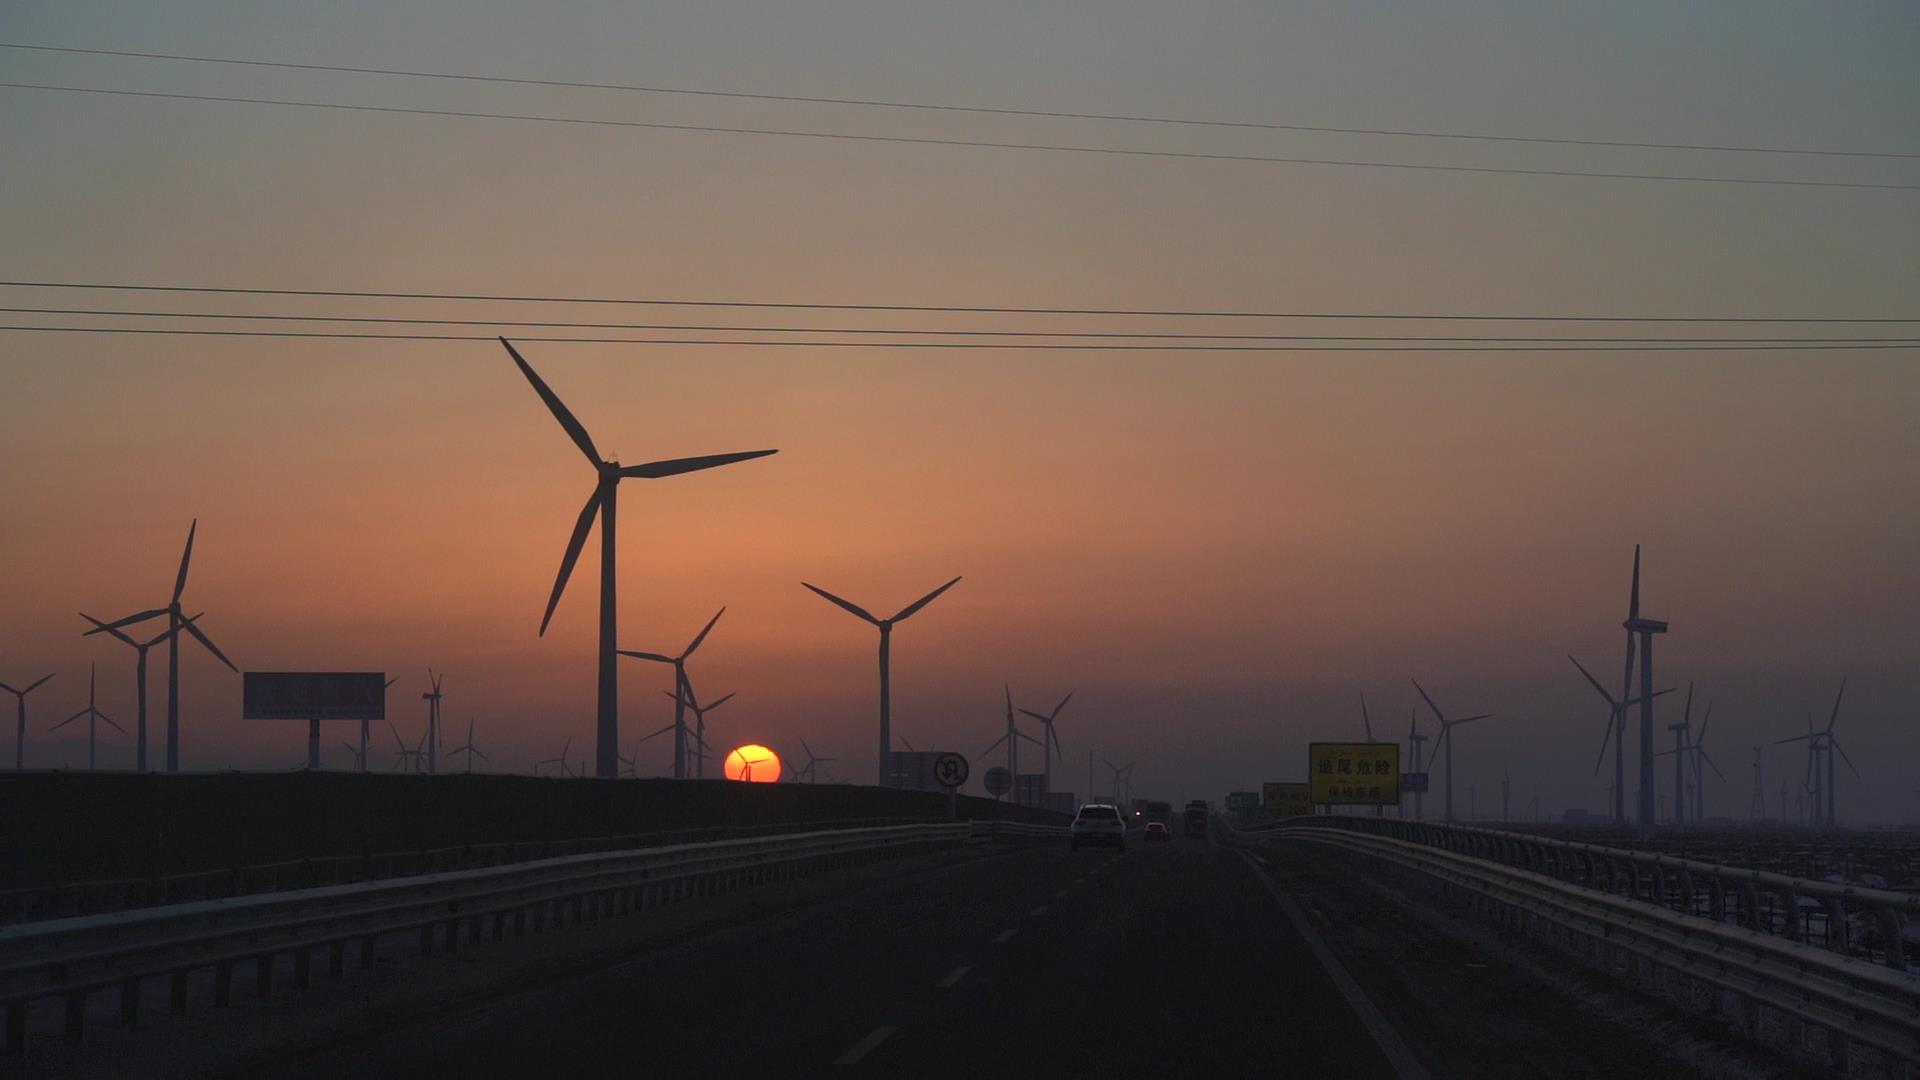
left=4, top=281, right=1914, bottom=324
left=3, top=307, right=1913, bottom=344
left=4, top=41, right=1911, bottom=161
left=4, top=325, right=1913, bottom=351
left=5, top=82, right=1913, bottom=193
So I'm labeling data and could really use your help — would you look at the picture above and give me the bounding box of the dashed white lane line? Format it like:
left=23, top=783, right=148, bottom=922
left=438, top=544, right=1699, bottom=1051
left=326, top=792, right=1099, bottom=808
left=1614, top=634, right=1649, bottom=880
left=833, top=1025, right=898, bottom=1066
left=936, top=965, right=972, bottom=989
left=993, top=928, right=1018, bottom=944
left=1028, top=905, right=1048, bottom=917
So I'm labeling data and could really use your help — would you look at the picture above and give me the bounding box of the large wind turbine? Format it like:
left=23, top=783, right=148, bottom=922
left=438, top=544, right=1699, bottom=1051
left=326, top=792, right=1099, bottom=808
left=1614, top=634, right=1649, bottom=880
left=1620, top=545, right=1669, bottom=834
left=503, top=339, right=776, bottom=779
left=1411, top=678, right=1491, bottom=823
left=1017, top=689, right=1073, bottom=799
left=801, top=576, right=962, bottom=786
left=81, top=613, right=197, bottom=772
left=421, top=670, right=443, bottom=775
left=618, top=607, right=725, bottom=779
left=796, top=739, right=837, bottom=784
left=662, top=684, right=734, bottom=778
left=446, top=717, right=487, bottom=774
left=984, top=685, right=1044, bottom=799
left=1777, top=679, right=1857, bottom=828
left=1, top=671, right=54, bottom=770
left=84, top=520, right=238, bottom=772
left=50, top=663, right=124, bottom=770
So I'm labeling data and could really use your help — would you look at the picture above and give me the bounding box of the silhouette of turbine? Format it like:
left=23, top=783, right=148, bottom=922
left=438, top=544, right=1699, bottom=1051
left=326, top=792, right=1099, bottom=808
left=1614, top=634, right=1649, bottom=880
left=80, top=612, right=198, bottom=772
left=802, top=576, right=961, bottom=786
left=662, top=684, right=734, bottom=779
left=49, top=662, right=123, bottom=770
left=796, top=738, right=837, bottom=784
left=1411, top=678, right=1491, bottom=823
left=1, top=671, right=55, bottom=770
left=1017, top=689, right=1074, bottom=801
left=446, top=717, right=488, bottom=774
left=618, top=607, right=725, bottom=779
left=83, top=520, right=237, bottom=772
left=421, top=670, right=444, bottom=775
left=504, top=338, right=776, bottom=779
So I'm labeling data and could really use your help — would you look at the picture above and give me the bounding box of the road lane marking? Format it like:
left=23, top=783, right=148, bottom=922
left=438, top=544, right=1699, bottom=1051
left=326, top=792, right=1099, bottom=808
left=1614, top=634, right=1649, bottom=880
left=1028, top=905, right=1047, bottom=917
left=1235, top=850, right=1431, bottom=1080
left=936, top=965, right=972, bottom=988
left=833, top=1025, right=898, bottom=1065
left=993, top=928, right=1018, bottom=944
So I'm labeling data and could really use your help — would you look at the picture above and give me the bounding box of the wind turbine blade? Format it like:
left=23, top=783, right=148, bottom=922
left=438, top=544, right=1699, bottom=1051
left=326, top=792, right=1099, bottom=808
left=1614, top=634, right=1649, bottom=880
left=85, top=608, right=168, bottom=635
left=621, top=449, right=778, bottom=479
left=1051, top=724, right=1064, bottom=761
left=1018, top=709, right=1051, bottom=723
left=23, top=672, right=55, bottom=694
left=1592, top=713, right=1615, bottom=777
left=1775, top=733, right=1816, bottom=745
left=1682, top=683, right=1693, bottom=727
left=172, top=519, right=197, bottom=603
left=801, top=583, right=879, bottom=624
left=1700, top=751, right=1727, bottom=783
left=99, top=711, right=126, bottom=734
left=1409, top=678, right=1445, bottom=723
left=540, top=486, right=603, bottom=635
left=1831, top=738, right=1863, bottom=780
left=1453, top=713, right=1492, bottom=726
left=180, top=618, right=238, bottom=672
left=1425, top=725, right=1451, bottom=771
left=620, top=650, right=676, bottom=664
left=1017, top=731, right=1046, bottom=746
left=384, top=677, right=398, bottom=688
left=704, top=692, right=736, bottom=711
left=1360, top=692, right=1373, bottom=741
left=1696, top=702, right=1713, bottom=744
left=502, top=338, right=600, bottom=465
left=890, top=576, right=962, bottom=622
left=982, top=734, right=1008, bottom=754
left=51, top=711, right=84, bottom=731
left=1567, top=655, right=1615, bottom=705
left=1826, top=678, right=1846, bottom=734
left=1627, top=543, right=1641, bottom=622
left=898, top=737, right=916, bottom=752
left=800, top=738, right=814, bottom=758
left=472, top=747, right=489, bottom=762
left=684, top=607, right=726, bottom=657
left=80, top=613, right=139, bottom=648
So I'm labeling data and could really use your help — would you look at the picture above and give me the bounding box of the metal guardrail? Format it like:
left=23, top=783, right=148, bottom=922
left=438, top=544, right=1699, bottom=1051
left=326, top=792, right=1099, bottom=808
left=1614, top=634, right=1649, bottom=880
left=967, top=819, right=1073, bottom=842
left=1235, top=819, right=1920, bottom=1073
left=0, top=821, right=970, bottom=1055
left=0, top=816, right=947, bottom=926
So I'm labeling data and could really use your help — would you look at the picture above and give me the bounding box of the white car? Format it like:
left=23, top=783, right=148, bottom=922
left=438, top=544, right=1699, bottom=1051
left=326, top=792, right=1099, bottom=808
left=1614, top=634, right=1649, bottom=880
left=1070, top=803, right=1127, bottom=852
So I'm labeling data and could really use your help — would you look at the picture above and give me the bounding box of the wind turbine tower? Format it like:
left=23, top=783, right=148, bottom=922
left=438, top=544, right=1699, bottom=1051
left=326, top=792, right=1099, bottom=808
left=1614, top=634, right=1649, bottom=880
left=50, top=663, right=123, bottom=769
left=1017, top=690, right=1074, bottom=802
left=504, top=339, right=776, bottom=778
left=619, top=607, right=725, bottom=779
left=1406, top=709, right=1427, bottom=821
left=1, top=671, right=55, bottom=770
left=802, top=576, right=961, bottom=786
left=984, top=686, right=1043, bottom=798
left=1621, top=545, right=1668, bottom=835
left=421, top=670, right=444, bottom=775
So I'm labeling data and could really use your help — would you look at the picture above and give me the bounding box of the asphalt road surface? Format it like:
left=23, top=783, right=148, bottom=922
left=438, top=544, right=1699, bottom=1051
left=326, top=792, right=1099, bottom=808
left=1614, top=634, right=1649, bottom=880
left=260, top=835, right=1403, bottom=1078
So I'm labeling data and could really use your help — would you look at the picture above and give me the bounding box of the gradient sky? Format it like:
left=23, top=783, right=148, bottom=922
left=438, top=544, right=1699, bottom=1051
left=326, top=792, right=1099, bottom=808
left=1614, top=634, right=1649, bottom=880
left=2, top=2, right=1917, bottom=820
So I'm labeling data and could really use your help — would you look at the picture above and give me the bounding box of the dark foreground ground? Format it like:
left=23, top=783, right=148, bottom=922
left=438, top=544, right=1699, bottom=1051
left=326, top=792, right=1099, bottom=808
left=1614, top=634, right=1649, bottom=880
left=11, top=831, right=1817, bottom=1080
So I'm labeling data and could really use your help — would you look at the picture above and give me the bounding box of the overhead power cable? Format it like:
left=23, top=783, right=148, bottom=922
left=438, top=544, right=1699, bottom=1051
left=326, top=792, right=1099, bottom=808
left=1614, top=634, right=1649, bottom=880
left=3, top=325, right=1913, bottom=351
left=2, top=307, right=1913, bottom=345
left=3, top=41, right=1911, bottom=160
left=3, top=83, right=1913, bottom=193
left=4, top=281, right=1915, bottom=323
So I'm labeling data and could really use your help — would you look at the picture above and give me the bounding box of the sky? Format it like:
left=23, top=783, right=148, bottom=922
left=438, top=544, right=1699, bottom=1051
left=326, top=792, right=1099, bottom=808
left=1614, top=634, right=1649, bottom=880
left=1, top=2, right=1917, bottom=821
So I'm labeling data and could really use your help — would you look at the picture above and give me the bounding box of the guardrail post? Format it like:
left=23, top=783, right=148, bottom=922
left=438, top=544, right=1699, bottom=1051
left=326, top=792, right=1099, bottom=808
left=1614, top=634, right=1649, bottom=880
left=1781, top=889, right=1802, bottom=942
left=1821, top=897, right=1849, bottom=955
left=1738, top=882, right=1761, bottom=930
left=1874, top=905, right=1906, bottom=971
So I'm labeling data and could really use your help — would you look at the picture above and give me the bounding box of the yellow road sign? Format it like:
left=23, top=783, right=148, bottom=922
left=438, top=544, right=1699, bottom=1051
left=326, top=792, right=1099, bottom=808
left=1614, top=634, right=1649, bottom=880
left=1309, top=742, right=1400, bottom=805
left=1262, top=781, right=1313, bottom=818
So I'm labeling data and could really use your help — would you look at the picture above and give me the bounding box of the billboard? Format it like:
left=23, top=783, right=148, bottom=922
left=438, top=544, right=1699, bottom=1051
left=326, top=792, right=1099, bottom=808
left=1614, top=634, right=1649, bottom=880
left=1262, top=782, right=1313, bottom=818
left=243, top=672, right=386, bottom=720
left=1400, top=772, right=1430, bottom=794
left=885, top=751, right=947, bottom=792
left=1309, top=742, right=1400, bottom=806
left=1225, top=790, right=1261, bottom=816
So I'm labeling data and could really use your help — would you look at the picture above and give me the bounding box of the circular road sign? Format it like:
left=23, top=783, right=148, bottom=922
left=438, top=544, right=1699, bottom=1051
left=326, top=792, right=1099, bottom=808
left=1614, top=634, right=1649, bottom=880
left=933, top=751, right=970, bottom=789
left=983, top=765, right=1013, bottom=797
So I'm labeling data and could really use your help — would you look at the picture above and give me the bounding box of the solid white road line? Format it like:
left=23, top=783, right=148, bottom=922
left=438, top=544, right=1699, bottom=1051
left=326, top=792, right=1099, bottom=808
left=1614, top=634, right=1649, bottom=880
left=936, top=965, right=972, bottom=989
left=1235, top=850, right=1432, bottom=1080
left=993, top=928, right=1018, bottom=944
left=832, top=1025, right=898, bottom=1066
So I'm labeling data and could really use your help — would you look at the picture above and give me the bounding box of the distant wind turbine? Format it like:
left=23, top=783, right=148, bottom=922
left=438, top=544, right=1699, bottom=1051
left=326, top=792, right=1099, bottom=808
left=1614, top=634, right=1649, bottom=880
left=536, top=737, right=575, bottom=778
left=796, top=739, right=836, bottom=784
left=504, top=338, right=776, bottom=778
left=49, top=663, right=124, bottom=770
left=618, top=607, right=726, bottom=779
left=1017, top=689, right=1074, bottom=800
left=1411, top=678, right=1491, bottom=823
left=83, top=520, right=238, bottom=772
left=984, top=686, right=1044, bottom=800
left=80, top=612, right=197, bottom=772
left=1, top=671, right=55, bottom=770
left=445, top=717, right=487, bottom=773
left=360, top=676, right=399, bottom=774
left=662, top=684, right=734, bottom=779
left=802, top=576, right=962, bottom=786
left=1620, top=545, right=1669, bottom=834
left=1569, top=654, right=1674, bottom=822
left=1776, top=679, right=1858, bottom=828
left=1406, top=708, right=1428, bottom=820
left=388, top=723, right=424, bottom=773
left=421, top=670, right=444, bottom=775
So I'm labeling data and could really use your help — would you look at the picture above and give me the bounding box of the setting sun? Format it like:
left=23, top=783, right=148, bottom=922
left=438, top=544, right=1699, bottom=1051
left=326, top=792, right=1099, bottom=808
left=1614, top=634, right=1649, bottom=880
left=723, top=744, right=783, bottom=783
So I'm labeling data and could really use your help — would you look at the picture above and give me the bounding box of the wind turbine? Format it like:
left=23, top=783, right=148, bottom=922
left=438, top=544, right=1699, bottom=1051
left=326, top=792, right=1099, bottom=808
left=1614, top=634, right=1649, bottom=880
left=1569, top=654, right=1674, bottom=825
left=80, top=613, right=199, bottom=772
left=445, top=717, right=487, bottom=774
left=662, top=684, right=734, bottom=780
left=536, top=737, right=575, bottom=778
left=1017, top=689, right=1074, bottom=801
left=340, top=740, right=365, bottom=771
left=388, top=723, right=423, bottom=772
left=801, top=576, right=962, bottom=786
left=1777, top=680, right=1857, bottom=828
left=1101, top=757, right=1134, bottom=805
left=1620, top=545, right=1669, bottom=835
left=421, top=670, right=444, bottom=775
left=504, top=338, right=776, bottom=779
left=796, top=739, right=836, bottom=784
left=618, top=607, right=725, bottom=779
left=1690, top=700, right=1725, bottom=821
left=83, top=520, right=238, bottom=772
left=1, top=671, right=54, bottom=770
left=1666, top=685, right=1696, bottom=826
left=1406, top=708, right=1429, bottom=820
left=49, top=663, right=124, bottom=770
left=1410, top=678, right=1491, bottom=823
left=985, top=686, right=1044, bottom=800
